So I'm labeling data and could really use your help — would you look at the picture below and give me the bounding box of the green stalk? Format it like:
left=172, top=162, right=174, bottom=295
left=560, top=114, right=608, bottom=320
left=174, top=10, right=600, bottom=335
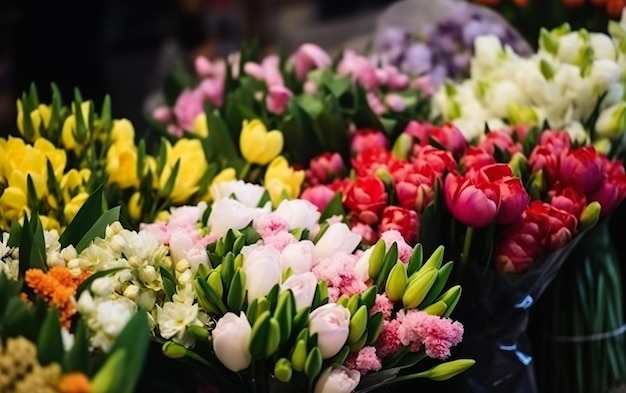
left=461, top=226, right=474, bottom=265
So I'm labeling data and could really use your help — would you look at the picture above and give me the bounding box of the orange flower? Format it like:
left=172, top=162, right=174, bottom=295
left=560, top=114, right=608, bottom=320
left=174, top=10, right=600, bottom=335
left=58, top=372, right=92, bottom=393
left=24, top=266, right=90, bottom=329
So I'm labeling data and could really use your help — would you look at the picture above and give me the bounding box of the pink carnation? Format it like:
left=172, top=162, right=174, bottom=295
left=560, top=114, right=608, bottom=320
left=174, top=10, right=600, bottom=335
left=370, top=294, right=394, bottom=320
left=374, top=320, right=403, bottom=359
left=381, top=230, right=413, bottom=263
left=312, top=252, right=367, bottom=300
left=397, top=309, right=464, bottom=359
left=253, top=213, right=290, bottom=238
left=262, top=231, right=297, bottom=252
left=344, top=346, right=382, bottom=375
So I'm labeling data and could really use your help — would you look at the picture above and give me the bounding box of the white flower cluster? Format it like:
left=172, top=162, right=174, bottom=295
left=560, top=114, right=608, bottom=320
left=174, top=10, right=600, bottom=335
left=0, top=232, right=19, bottom=280
left=432, top=11, right=626, bottom=149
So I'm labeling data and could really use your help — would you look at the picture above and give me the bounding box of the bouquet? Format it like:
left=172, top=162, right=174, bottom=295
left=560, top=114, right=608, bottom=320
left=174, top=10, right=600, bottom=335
left=367, top=0, right=532, bottom=89
left=298, top=119, right=626, bottom=392
left=37, top=180, right=475, bottom=392
left=0, top=188, right=150, bottom=393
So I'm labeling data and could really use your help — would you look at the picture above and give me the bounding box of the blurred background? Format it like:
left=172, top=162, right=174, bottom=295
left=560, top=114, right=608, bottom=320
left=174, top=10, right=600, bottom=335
left=0, top=0, right=399, bottom=136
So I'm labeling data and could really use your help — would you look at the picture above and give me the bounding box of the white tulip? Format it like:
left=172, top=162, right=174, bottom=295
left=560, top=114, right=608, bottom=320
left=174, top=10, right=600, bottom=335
left=309, top=303, right=351, bottom=358
left=210, top=180, right=266, bottom=208
left=168, top=202, right=208, bottom=228
left=314, top=365, right=361, bottom=393
left=353, top=248, right=373, bottom=283
left=212, top=312, right=252, bottom=372
left=242, top=245, right=282, bottom=302
left=314, top=223, right=361, bottom=260
left=274, top=199, right=321, bottom=231
left=280, top=240, right=315, bottom=275
left=281, top=272, right=318, bottom=311
left=207, top=198, right=255, bottom=238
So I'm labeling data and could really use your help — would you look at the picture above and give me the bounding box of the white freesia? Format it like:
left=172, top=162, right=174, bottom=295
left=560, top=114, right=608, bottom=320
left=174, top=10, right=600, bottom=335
left=470, top=35, right=506, bottom=78
left=314, top=365, right=361, bottom=393
left=309, top=303, right=351, bottom=359
left=212, top=312, right=252, bottom=372
left=314, top=223, right=361, bottom=260
left=210, top=180, right=266, bottom=207
left=61, top=328, right=75, bottom=352
left=555, top=31, right=586, bottom=65
left=484, top=80, right=528, bottom=118
left=280, top=240, right=315, bottom=275
left=242, top=245, right=282, bottom=301
left=169, top=229, right=210, bottom=271
left=281, top=272, right=317, bottom=311
left=84, top=298, right=136, bottom=352
left=274, top=199, right=321, bottom=231
left=157, top=302, right=201, bottom=346
left=208, top=198, right=255, bottom=238
left=590, top=33, right=616, bottom=60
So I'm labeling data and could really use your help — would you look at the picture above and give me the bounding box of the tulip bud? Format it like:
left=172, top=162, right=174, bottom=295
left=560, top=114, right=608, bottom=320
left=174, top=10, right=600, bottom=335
left=416, top=359, right=476, bottom=381
left=274, top=358, right=293, bottom=383
left=368, top=239, right=387, bottom=280
left=420, top=261, right=454, bottom=307
left=265, top=317, right=282, bottom=357
left=580, top=201, right=601, bottom=231
left=304, top=347, right=323, bottom=381
left=207, top=271, right=224, bottom=299
left=188, top=325, right=209, bottom=340
left=360, top=285, right=378, bottom=309
left=162, top=341, right=188, bottom=359
left=595, top=102, right=626, bottom=139
left=290, top=338, right=308, bottom=372
left=348, top=305, right=368, bottom=344
left=528, top=169, right=546, bottom=200
left=392, top=133, right=412, bottom=160
left=506, top=103, right=539, bottom=126
left=346, top=295, right=360, bottom=316
left=385, top=262, right=408, bottom=302
left=249, top=310, right=272, bottom=357
left=422, top=301, right=448, bottom=316
left=422, top=245, right=445, bottom=270
left=509, top=152, right=528, bottom=179
left=436, top=285, right=462, bottom=318
left=402, top=268, right=438, bottom=309
left=366, top=311, right=384, bottom=345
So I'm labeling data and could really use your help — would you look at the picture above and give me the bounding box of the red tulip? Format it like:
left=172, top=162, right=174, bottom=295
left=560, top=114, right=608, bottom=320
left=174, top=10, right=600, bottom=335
left=460, top=146, right=497, bottom=173
left=350, top=129, right=389, bottom=155
left=538, top=130, right=571, bottom=155
left=588, top=158, right=626, bottom=217
left=558, top=146, right=604, bottom=195
left=478, top=130, right=523, bottom=157
left=474, top=164, right=529, bottom=225
left=344, top=177, right=389, bottom=224
left=352, top=148, right=395, bottom=177
left=309, top=153, right=344, bottom=184
left=548, top=183, right=587, bottom=221
left=379, top=206, right=420, bottom=244
left=411, top=145, right=458, bottom=175
left=528, top=145, right=560, bottom=186
left=444, top=172, right=501, bottom=228
left=404, top=121, right=467, bottom=158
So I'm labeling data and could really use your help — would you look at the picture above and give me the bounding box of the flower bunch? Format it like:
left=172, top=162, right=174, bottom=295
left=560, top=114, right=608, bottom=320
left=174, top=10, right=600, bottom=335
left=69, top=180, right=472, bottom=392
left=301, top=122, right=626, bottom=274
left=150, top=42, right=432, bottom=168
left=0, top=189, right=150, bottom=393
left=1, top=84, right=253, bottom=228
left=370, top=2, right=532, bottom=89
left=432, top=18, right=626, bottom=153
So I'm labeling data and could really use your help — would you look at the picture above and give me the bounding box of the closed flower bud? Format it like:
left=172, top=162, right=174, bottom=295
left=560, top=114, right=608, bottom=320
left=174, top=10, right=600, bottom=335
left=422, top=359, right=476, bottom=381
left=123, top=284, right=140, bottom=300
left=385, top=262, right=407, bottom=302
left=212, top=312, right=252, bottom=372
left=595, top=102, right=626, bottom=139
left=274, top=358, right=293, bottom=382
left=162, top=341, right=188, bottom=359
left=580, top=201, right=601, bottom=230
left=239, top=119, right=284, bottom=165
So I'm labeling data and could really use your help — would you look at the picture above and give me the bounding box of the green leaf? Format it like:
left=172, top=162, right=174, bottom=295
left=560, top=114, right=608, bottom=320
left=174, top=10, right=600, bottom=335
left=59, top=186, right=106, bottom=249
left=323, top=74, right=352, bottom=98
left=26, top=174, right=40, bottom=212
left=2, top=297, right=35, bottom=339
left=159, top=159, right=181, bottom=200
left=64, top=318, right=90, bottom=373
left=18, top=213, right=47, bottom=276
left=75, top=206, right=121, bottom=253
left=319, top=192, right=345, bottom=222
left=91, top=349, right=128, bottom=393
left=204, top=108, right=244, bottom=171
left=37, top=308, right=64, bottom=366
left=101, top=95, right=112, bottom=133
left=101, top=311, right=150, bottom=393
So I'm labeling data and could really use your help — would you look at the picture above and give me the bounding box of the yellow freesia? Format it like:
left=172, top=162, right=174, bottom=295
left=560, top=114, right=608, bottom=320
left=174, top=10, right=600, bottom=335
left=63, top=192, right=89, bottom=223
left=0, top=186, right=28, bottom=228
left=16, top=102, right=51, bottom=139
left=128, top=191, right=143, bottom=222
left=39, top=214, right=61, bottom=232
left=60, top=168, right=91, bottom=203
left=239, top=119, right=283, bottom=165
left=264, top=156, right=305, bottom=206
left=61, top=101, right=91, bottom=150
left=110, top=119, right=136, bottom=143
left=106, top=141, right=139, bottom=189
left=159, top=138, right=208, bottom=204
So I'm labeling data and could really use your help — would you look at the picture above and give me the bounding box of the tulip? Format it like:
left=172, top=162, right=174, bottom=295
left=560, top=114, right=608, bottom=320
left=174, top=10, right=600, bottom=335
left=281, top=272, right=317, bottom=311
left=173, top=89, right=204, bottom=131
left=242, top=245, right=282, bottom=302
left=558, top=146, right=604, bottom=195
left=588, top=158, right=626, bottom=216
left=274, top=199, right=321, bottom=231
left=301, top=185, right=336, bottom=212
left=314, top=365, right=360, bottom=393
left=239, top=119, right=284, bottom=165
left=266, top=85, right=292, bottom=115
left=476, top=164, right=529, bottom=225
left=350, top=129, right=389, bottom=155
left=548, top=184, right=587, bottom=220
left=264, top=156, right=305, bottom=206
left=309, top=153, right=344, bottom=184
left=207, top=198, right=255, bottom=238
left=595, top=102, right=626, bottom=139
left=291, top=43, right=332, bottom=80
left=210, top=179, right=267, bottom=208
left=344, top=177, right=388, bottom=224
left=280, top=240, right=315, bottom=275
left=314, top=222, right=362, bottom=260
left=444, top=173, right=501, bottom=228
left=212, top=312, right=252, bottom=372
left=378, top=206, right=420, bottom=244
left=309, top=303, right=351, bottom=359
left=169, top=229, right=210, bottom=272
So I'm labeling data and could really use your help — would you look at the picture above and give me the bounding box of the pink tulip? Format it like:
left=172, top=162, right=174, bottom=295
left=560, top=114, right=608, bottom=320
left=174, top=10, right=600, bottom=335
left=350, top=129, right=389, bottom=156
left=173, top=88, right=204, bottom=130
left=366, top=92, right=386, bottom=116
left=548, top=183, right=587, bottom=220
left=261, top=55, right=285, bottom=87
left=152, top=106, right=172, bottom=123
left=538, top=130, right=571, bottom=155
left=243, top=61, right=265, bottom=81
left=459, top=146, right=496, bottom=173
left=528, top=145, right=560, bottom=186
left=266, top=85, right=292, bottom=115
left=588, top=158, right=626, bottom=216
left=379, top=206, right=420, bottom=244
left=384, top=94, right=406, bottom=112
left=337, top=50, right=379, bottom=91
left=309, top=153, right=344, bottom=184
left=444, top=172, right=501, bottom=228
left=198, top=78, right=224, bottom=108
left=558, top=146, right=604, bottom=195
left=405, top=122, right=467, bottom=159
left=479, top=130, right=523, bottom=157
left=301, top=185, right=336, bottom=212
left=291, top=43, right=332, bottom=80
left=475, top=164, right=529, bottom=225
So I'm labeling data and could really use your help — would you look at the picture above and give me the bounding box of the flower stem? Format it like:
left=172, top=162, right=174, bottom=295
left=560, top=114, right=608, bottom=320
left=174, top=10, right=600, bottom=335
left=239, top=162, right=252, bottom=181
left=461, top=226, right=474, bottom=264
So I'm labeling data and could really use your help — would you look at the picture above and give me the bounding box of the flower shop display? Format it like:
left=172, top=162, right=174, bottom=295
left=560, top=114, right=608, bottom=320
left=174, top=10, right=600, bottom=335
left=27, top=179, right=474, bottom=392
left=0, top=190, right=150, bottom=393
left=368, top=0, right=533, bottom=89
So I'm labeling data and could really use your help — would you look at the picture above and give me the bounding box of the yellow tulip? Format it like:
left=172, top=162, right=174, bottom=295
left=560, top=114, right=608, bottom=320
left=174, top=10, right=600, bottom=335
left=239, top=119, right=283, bottom=165
left=110, top=119, right=136, bottom=143
left=155, top=210, right=170, bottom=222
left=61, top=115, right=79, bottom=151
left=192, top=113, right=209, bottom=138
left=33, top=138, right=67, bottom=179
left=264, top=156, right=305, bottom=206
left=63, top=192, right=89, bottom=223
left=159, top=138, right=208, bottom=203
left=0, top=186, right=28, bottom=223
left=60, top=168, right=90, bottom=202
left=16, top=102, right=52, bottom=139
left=9, top=168, right=46, bottom=200
left=128, top=191, right=143, bottom=222
left=106, top=142, right=139, bottom=189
